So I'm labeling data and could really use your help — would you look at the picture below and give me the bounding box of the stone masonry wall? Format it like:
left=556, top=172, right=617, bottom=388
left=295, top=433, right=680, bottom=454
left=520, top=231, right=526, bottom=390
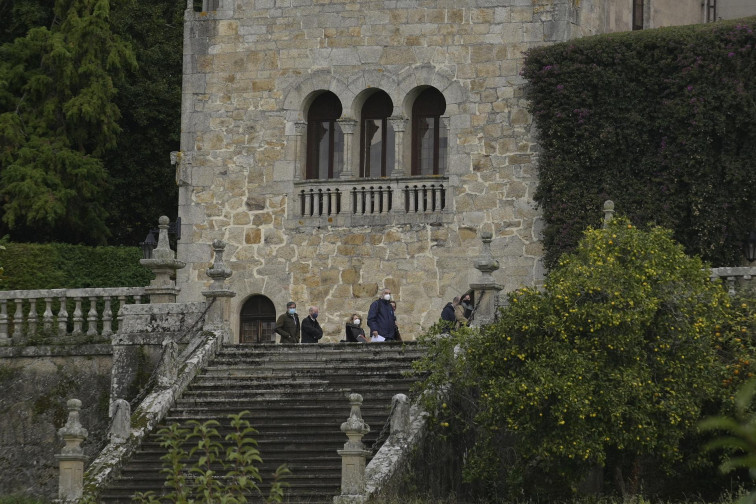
left=175, top=0, right=598, bottom=341
left=0, top=347, right=111, bottom=500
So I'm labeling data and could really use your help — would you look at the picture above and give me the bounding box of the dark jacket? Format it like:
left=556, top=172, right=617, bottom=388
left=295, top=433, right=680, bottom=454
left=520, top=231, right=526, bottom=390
left=367, top=299, right=396, bottom=340
left=274, top=312, right=300, bottom=344
left=441, top=302, right=455, bottom=323
left=345, top=322, right=368, bottom=343
left=301, top=315, right=323, bottom=343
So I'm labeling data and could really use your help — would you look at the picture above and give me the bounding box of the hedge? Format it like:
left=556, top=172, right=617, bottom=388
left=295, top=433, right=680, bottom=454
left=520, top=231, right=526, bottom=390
left=0, top=242, right=152, bottom=290
left=523, top=18, right=756, bottom=268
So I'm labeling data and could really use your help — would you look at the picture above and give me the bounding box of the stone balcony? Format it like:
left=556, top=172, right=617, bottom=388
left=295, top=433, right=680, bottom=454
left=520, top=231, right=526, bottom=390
left=287, top=175, right=453, bottom=228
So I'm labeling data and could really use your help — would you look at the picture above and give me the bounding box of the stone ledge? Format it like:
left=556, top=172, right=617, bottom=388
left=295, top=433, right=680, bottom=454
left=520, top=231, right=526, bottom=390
left=0, top=343, right=112, bottom=358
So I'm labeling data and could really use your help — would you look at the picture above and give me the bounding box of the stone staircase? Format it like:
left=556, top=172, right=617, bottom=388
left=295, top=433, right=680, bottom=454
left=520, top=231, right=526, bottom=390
left=98, top=341, right=425, bottom=503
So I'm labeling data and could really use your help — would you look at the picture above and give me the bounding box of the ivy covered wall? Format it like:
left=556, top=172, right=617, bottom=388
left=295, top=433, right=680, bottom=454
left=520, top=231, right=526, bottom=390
left=523, top=18, right=756, bottom=268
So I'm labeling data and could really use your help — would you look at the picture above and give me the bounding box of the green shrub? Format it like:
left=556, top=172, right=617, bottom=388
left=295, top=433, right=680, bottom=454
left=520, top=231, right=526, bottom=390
left=415, top=217, right=756, bottom=500
left=128, top=411, right=290, bottom=504
left=0, top=242, right=152, bottom=290
left=523, top=19, right=756, bottom=268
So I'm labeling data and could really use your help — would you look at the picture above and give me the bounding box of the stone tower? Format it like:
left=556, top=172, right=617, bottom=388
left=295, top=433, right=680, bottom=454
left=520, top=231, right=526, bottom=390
left=175, top=0, right=593, bottom=342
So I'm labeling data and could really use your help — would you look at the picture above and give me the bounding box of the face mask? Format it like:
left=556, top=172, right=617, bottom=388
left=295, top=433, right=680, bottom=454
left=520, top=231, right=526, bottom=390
left=383, top=294, right=391, bottom=301
left=311, top=312, right=318, bottom=319
left=353, top=318, right=360, bottom=326
left=288, top=308, right=296, bottom=315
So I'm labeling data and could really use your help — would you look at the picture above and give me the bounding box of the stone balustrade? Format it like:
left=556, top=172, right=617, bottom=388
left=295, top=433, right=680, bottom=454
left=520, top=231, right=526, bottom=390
left=710, top=266, right=756, bottom=296
left=292, top=176, right=451, bottom=228
left=0, top=287, right=148, bottom=345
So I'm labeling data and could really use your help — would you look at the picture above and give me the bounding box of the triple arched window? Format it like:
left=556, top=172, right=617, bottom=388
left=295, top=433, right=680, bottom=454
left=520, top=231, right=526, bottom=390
left=304, top=87, right=446, bottom=180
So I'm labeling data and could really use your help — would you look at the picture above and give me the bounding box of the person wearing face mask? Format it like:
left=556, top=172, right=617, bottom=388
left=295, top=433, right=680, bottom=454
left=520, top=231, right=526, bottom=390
left=274, top=301, right=300, bottom=344
left=367, top=288, right=397, bottom=342
left=301, top=305, right=323, bottom=344
left=345, top=313, right=369, bottom=343
left=455, top=294, right=471, bottom=329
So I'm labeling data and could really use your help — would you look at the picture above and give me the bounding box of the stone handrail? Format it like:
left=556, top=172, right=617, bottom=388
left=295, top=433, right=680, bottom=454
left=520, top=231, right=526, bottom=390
left=710, top=266, right=756, bottom=296
left=0, top=287, right=148, bottom=345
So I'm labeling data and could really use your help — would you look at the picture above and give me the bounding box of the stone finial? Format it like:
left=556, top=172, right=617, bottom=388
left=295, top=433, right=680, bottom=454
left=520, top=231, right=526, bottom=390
left=140, top=216, right=186, bottom=303
left=206, top=240, right=232, bottom=291
left=56, top=399, right=88, bottom=502
left=389, top=394, right=410, bottom=438
left=108, top=399, right=131, bottom=443
left=603, top=200, right=615, bottom=228
left=474, top=231, right=499, bottom=284
left=335, top=393, right=371, bottom=503
left=202, top=240, right=236, bottom=336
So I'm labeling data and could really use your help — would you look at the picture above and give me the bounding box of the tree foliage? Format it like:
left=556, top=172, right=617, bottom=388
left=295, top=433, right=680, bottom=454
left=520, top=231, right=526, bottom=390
left=0, top=0, right=136, bottom=244
left=415, top=217, right=756, bottom=499
left=523, top=19, right=756, bottom=268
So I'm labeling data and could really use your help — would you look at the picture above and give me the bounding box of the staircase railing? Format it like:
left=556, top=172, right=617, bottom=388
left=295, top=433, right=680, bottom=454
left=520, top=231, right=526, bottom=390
left=0, top=287, right=148, bottom=345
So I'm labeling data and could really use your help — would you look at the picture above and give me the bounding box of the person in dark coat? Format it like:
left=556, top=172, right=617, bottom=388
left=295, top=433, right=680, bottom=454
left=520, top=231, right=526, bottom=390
left=274, top=301, right=300, bottom=344
left=345, top=313, right=369, bottom=343
left=441, top=298, right=456, bottom=327
left=367, top=288, right=396, bottom=341
left=301, top=305, right=323, bottom=344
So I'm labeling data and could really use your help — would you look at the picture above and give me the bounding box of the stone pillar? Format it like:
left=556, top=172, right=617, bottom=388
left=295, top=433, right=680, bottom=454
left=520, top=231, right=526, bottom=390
left=388, top=116, right=407, bottom=177
left=334, top=393, right=370, bottom=504
left=56, top=399, right=88, bottom=503
left=339, top=119, right=357, bottom=179
left=202, top=240, right=236, bottom=340
left=389, top=393, right=410, bottom=439
left=603, top=200, right=615, bottom=228
left=108, top=398, right=131, bottom=444
left=469, top=231, right=503, bottom=326
left=294, top=121, right=306, bottom=181
left=140, top=216, right=186, bottom=304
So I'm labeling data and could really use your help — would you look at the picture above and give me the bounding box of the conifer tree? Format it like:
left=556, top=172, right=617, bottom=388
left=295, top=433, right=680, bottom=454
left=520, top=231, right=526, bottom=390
left=0, top=0, right=136, bottom=244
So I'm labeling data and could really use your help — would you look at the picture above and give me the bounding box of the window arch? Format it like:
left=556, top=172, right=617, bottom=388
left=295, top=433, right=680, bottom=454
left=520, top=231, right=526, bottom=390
left=239, top=295, right=276, bottom=344
left=360, top=91, right=394, bottom=178
left=411, top=88, right=447, bottom=176
left=306, top=92, right=344, bottom=180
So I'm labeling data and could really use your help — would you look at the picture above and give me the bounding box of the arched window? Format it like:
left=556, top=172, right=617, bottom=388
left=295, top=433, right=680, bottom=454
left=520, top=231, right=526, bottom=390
left=360, top=91, right=394, bottom=178
left=411, top=88, right=447, bottom=176
left=239, top=295, right=276, bottom=344
left=306, top=92, right=344, bottom=179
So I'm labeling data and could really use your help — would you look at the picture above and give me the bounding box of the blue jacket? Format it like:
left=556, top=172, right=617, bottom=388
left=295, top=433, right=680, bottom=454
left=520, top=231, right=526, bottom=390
left=367, top=299, right=396, bottom=340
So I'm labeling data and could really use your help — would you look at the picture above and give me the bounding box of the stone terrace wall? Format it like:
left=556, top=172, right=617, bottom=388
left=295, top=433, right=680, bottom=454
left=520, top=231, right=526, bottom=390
left=176, top=0, right=596, bottom=341
left=0, top=347, right=111, bottom=500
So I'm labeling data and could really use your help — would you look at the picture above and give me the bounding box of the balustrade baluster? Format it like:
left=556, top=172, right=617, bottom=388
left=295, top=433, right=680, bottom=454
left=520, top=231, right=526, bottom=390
left=58, top=297, right=69, bottom=336
left=86, top=296, right=98, bottom=336
left=72, top=297, right=84, bottom=335
left=27, top=298, right=38, bottom=336
left=12, top=299, right=23, bottom=339
left=304, top=190, right=313, bottom=217
left=102, top=297, right=113, bottom=337
left=433, top=185, right=442, bottom=211
left=330, top=189, right=339, bottom=216
left=0, top=300, right=8, bottom=345
left=117, top=295, right=127, bottom=331
left=43, top=297, right=54, bottom=332
left=382, top=186, right=390, bottom=214
left=357, top=188, right=365, bottom=214
left=413, top=186, right=420, bottom=213
left=423, top=185, right=430, bottom=213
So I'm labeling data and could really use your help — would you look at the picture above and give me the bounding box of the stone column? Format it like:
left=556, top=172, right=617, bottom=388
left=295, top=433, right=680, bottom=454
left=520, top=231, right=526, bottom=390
left=388, top=116, right=407, bottom=177
left=334, top=393, right=370, bottom=504
left=56, top=399, right=88, bottom=503
left=294, top=121, right=306, bottom=181
left=202, top=240, right=236, bottom=340
left=469, top=231, right=503, bottom=326
left=339, top=119, right=357, bottom=179
left=603, top=200, right=615, bottom=228
left=140, top=216, right=186, bottom=304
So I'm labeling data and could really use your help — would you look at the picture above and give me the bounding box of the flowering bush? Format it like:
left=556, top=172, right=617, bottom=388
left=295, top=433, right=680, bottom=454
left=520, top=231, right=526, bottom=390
left=415, top=217, right=756, bottom=499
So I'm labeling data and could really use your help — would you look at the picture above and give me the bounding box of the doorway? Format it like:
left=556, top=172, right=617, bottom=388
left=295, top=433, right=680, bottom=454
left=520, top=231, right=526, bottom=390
left=239, top=295, right=276, bottom=344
